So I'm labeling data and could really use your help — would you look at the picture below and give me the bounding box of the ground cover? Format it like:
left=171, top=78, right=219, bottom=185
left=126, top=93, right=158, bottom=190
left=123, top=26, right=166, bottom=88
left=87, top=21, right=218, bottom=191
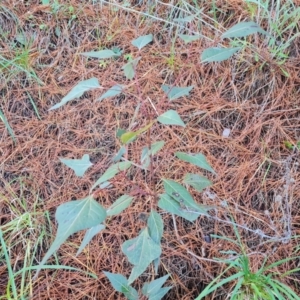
left=0, top=0, right=300, bottom=299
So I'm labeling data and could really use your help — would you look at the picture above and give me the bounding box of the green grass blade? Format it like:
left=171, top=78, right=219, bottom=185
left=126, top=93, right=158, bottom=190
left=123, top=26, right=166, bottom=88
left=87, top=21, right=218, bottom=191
left=262, top=256, right=298, bottom=272
left=195, top=271, right=244, bottom=299
left=0, top=109, right=16, bottom=143
left=0, top=229, right=18, bottom=299
left=271, top=279, right=300, bottom=300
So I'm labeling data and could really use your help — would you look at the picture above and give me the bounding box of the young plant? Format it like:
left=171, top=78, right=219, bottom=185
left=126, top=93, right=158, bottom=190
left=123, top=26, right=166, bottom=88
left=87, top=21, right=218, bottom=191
left=196, top=220, right=300, bottom=300
left=34, top=33, right=215, bottom=299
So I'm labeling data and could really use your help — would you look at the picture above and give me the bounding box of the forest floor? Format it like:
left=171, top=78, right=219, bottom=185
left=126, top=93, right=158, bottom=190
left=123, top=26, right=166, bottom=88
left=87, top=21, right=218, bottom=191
left=1, top=0, right=300, bottom=299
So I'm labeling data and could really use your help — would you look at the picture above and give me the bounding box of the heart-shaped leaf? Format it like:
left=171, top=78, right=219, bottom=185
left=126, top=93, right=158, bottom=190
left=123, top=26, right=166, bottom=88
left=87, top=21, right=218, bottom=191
left=131, top=34, right=153, bottom=50
left=49, top=78, right=100, bottom=110
left=183, top=173, right=212, bottom=192
left=161, top=85, right=194, bottom=101
left=122, top=228, right=161, bottom=284
left=103, top=272, right=128, bottom=292
left=98, top=85, right=123, bottom=101
left=201, top=47, right=240, bottom=63
left=157, top=110, right=185, bottom=127
left=60, top=154, right=93, bottom=177
left=162, top=179, right=216, bottom=214
left=175, top=152, right=215, bottom=173
left=35, top=195, right=106, bottom=277
left=148, top=286, right=172, bottom=300
left=76, top=224, right=105, bottom=256
left=178, top=34, right=201, bottom=44
left=91, top=161, right=131, bottom=190
left=222, top=21, right=267, bottom=39
left=106, top=195, right=134, bottom=217
left=158, top=193, right=199, bottom=222
left=81, top=49, right=121, bottom=59
left=142, top=274, right=170, bottom=297
left=122, top=57, right=141, bottom=80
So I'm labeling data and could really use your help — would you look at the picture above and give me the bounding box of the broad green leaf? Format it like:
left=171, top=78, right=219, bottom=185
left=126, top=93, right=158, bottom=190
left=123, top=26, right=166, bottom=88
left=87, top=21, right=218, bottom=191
left=59, top=154, right=93, bottom=177
left=147, top=211, right=163, bottom=244
left=122, top=57, right=141, bottom=80
left=175, top=152, right=215, bottom=173
left=131, top=34, right=153, bottom=50
left=0, top=109, right=16, bottom=143
left=161, top=85, right=194, bottom=101
left=122, top=228, right=161, bottom=284
left=121, top=122, right=153, bottom=144
left=91, top=162, right=131, bottom=190
left=76, top=224, right=105, bottom=256
left=98, top=85, right=123, bottom=101
left=141, top=141, right=164, bottom=169
left=149, top=286, right=172, bottom=300
left=183, top=173, right=212, bottom=192
left=81, top=50, right=121, bottom=59
left=113, top=146, right=127, bottom=162
left=158, top=193, right=199, bottom=222
left=103, top=272, right=128, bottom=292
left=142, top=274, right=170, bottom=296
left=178, top=34, right=201, bottom=44
left=49, top=78, right=100, bottom=110
left=201, top=47, right=240, bottom=63
left=157, top=110, right=185, bottom=127
left=36, top=196, right=106, bottom=275
left=122, top=286, right=139, bottom=300
left=222, top=21, right=267, bottom=39
left=162, top=179, right=214, bottom=214
left=106, top=195, right=134, bottom=216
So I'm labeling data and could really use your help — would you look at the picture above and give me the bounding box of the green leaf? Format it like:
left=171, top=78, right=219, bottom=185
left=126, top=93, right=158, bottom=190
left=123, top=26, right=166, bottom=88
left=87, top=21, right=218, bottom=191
left=141, top=141, right=164, bottom=169
left=116, top=128, right=127, bottom=138
left=161, top=85, right=194, bottom=101
left=175, top=152, right=215, bottom=173
left=131, top=34, right=153, bottom=50
left=201, top=47, right=240, bottom=63
left=0, top=109, right=16, bottom=143
left=147, top=211, right=163, bottom=244
left=121, top=122, right=153, bottom=144
left=162, top=179, right=214, bottom=214
left=91, top=162, right=131, bottom=190
left=158, top=193, right=199, bottom=222
left=183, top=173, right=212, bottom=192
left=149, top=286, right=172, bottom=300
left=122, top=57, right=141, bottom=80
left=59, top=154, right=93, bottom=177
left=106, top=195, right=134, bottom=217
left=76, top=224, right=105, bottom=256
left=178, top=34, right=201, bottom=44
left=122, top=228, right=162, bottom=284
left=103, top=272, right=128, bottom=292
left=36, top=196, right=106, bottom=275
left=222, top=21, right=267, bottom=39
left=157, top=110, right=186, bottom=127
left=142, top=274, right=170, bottom=296
left=113, top=146, right=127, bottom=162
left=49, top=78, right=100, bottom=110
left=122, top=286, right=139, bottom=300
left=98, top=85, right=123, bottom=101
left=81, top=50, right=121, bottom=59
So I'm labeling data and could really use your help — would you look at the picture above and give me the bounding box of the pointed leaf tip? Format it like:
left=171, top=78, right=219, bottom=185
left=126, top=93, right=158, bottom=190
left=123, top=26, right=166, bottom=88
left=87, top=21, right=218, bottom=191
left=60, top=154, right=93, bottom=177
